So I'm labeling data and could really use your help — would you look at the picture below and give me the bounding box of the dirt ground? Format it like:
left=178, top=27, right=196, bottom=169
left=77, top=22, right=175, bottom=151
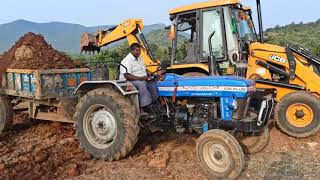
left=0, top=118, right=319, bottom=180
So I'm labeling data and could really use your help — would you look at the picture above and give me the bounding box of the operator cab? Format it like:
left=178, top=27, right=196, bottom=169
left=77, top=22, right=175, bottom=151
left=168, top=0, right=257, bottom=76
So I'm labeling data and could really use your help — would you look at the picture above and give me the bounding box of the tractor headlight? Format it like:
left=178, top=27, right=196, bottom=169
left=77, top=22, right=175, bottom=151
left=229, top=99, right=238, bottom=111
left=233, top=100, right=238, bottom=110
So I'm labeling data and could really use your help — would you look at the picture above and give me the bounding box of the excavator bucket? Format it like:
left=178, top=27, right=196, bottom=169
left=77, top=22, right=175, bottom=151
left=80, top=33, right=101, bottom=54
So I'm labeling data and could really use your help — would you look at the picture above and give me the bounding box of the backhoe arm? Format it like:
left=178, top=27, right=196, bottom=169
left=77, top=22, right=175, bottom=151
left=80, top=18, right=159, bottom=72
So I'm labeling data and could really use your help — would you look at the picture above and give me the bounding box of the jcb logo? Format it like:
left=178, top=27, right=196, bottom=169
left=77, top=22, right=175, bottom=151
left=269, top=54, right=286, bottom=64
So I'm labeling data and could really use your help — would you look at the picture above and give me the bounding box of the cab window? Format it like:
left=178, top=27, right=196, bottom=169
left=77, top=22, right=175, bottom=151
left=174, top=12, right=198, bottom=64
left=202, top=9, right=224, bottom=59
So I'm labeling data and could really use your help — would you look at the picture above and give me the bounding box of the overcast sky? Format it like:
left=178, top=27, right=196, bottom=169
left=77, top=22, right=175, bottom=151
left=0, top=0, right=319, bottom=28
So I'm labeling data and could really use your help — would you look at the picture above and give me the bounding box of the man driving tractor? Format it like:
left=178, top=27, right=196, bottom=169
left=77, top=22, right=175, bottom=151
left=119, top=43, right=159, bottom=115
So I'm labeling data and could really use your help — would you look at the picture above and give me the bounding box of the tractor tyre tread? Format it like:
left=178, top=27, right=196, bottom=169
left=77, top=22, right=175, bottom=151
left=238, top=127, right=270, bottom=154
left=196, top=129, right=244, bottom=180
left=74, top=88, right=139, bottom=161
left=275, top=91, right=320, bottom=138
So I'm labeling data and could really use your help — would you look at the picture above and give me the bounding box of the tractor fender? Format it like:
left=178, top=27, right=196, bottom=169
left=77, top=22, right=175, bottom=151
left=74, top=80, right=140, bottom=115
left=74, top=80, right=138, bottom=96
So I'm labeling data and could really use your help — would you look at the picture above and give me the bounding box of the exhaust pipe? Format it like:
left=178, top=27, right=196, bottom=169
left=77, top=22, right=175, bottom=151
left=208, top=31, right=217, bottom=76
left=256, top=0, right=264, bottom=43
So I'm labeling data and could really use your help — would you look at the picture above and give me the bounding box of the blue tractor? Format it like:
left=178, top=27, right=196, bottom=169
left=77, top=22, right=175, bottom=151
left=73, top=65, right=274, bottom=179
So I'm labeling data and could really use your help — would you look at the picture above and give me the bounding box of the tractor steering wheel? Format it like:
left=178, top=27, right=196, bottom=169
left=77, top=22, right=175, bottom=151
left=147, top=61, right=170, bottom=81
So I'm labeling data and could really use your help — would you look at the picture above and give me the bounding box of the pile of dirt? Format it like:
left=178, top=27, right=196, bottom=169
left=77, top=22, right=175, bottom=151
left=0, top=32, right=83, bottom=75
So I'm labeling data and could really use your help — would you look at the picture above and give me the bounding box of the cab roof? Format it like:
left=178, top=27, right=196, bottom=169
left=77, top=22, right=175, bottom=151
left=170, top=0, right=240, bottom=15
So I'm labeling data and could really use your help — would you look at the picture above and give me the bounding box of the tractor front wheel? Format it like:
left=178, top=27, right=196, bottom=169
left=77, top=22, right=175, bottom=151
left=275, top=91, right=320, bottom=138
left=0, top=96, right=13, bottom=135
left=196, top=129, right=244, bottom=179
left=74, top=88, right=140, bottom=161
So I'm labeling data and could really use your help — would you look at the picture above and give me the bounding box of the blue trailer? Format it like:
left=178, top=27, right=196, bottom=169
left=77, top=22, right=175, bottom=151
left=2, top=68, right=92, bottom=99
left=1, top=68, right=92, bottom=123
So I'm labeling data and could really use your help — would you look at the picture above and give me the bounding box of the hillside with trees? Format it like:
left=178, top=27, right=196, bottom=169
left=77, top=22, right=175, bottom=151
left=0, top=20, right=166, bottom=53
left=266, top=19, right=320, bottom=56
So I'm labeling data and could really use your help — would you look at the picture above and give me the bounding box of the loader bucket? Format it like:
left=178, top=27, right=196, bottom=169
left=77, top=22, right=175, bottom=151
left=80, top=33, right=101, bottom=54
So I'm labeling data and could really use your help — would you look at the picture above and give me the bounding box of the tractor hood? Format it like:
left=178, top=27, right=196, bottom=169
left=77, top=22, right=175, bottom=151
left=157, top=74, right=255, bottom=98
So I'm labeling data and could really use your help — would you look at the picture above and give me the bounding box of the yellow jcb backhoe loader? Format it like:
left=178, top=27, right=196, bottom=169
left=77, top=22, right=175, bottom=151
left=164, top=0, right=320, bottom=138
left=80, top=0, right=320, bottom=138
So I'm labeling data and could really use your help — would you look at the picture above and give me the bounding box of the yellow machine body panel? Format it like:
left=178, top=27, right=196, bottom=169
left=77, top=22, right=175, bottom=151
left=247, top=42, right=320, bottom=101
left=170, top=0, right=240, bottom=15
left=169, top=63, right=209, bottom=73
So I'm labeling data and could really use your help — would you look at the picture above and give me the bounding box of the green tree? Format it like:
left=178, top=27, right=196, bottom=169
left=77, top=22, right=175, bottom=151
left=267, top=20, right=320, bottom=57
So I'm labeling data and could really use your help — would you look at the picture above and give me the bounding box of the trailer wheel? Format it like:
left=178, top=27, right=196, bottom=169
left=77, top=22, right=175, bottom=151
left=196, top=129, right=244, bottom=179
left=74, top=88, right=139, bottom=161
left=275, top=91, right=320, bottom=138
left=0, top=96, right=13, bottom=135
left=238, top=127, right=270, bottom=154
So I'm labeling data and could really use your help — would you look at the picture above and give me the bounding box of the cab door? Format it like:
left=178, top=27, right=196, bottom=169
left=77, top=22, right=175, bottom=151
left=200, top=8, right=227, bottom=62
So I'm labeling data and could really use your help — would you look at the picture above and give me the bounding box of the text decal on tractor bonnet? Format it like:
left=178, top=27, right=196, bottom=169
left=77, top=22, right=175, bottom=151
left=158, top=85, right=255, bottom=93
left=269, top=54, right=287, bottom=64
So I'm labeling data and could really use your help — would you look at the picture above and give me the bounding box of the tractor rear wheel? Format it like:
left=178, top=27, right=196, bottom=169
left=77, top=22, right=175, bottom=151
left=0, top=96, right=13, bottom=135
left=196, top=129, right=244, bottom=179
left=275, top=91, right=320, bottom=138
left=238, top=127, right=270, bottom=154
left=74, top=88, right=140, bottom=161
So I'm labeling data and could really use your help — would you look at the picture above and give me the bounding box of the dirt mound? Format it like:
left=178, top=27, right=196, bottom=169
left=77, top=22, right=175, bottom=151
left=0, top=32, right=83, bottom=75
